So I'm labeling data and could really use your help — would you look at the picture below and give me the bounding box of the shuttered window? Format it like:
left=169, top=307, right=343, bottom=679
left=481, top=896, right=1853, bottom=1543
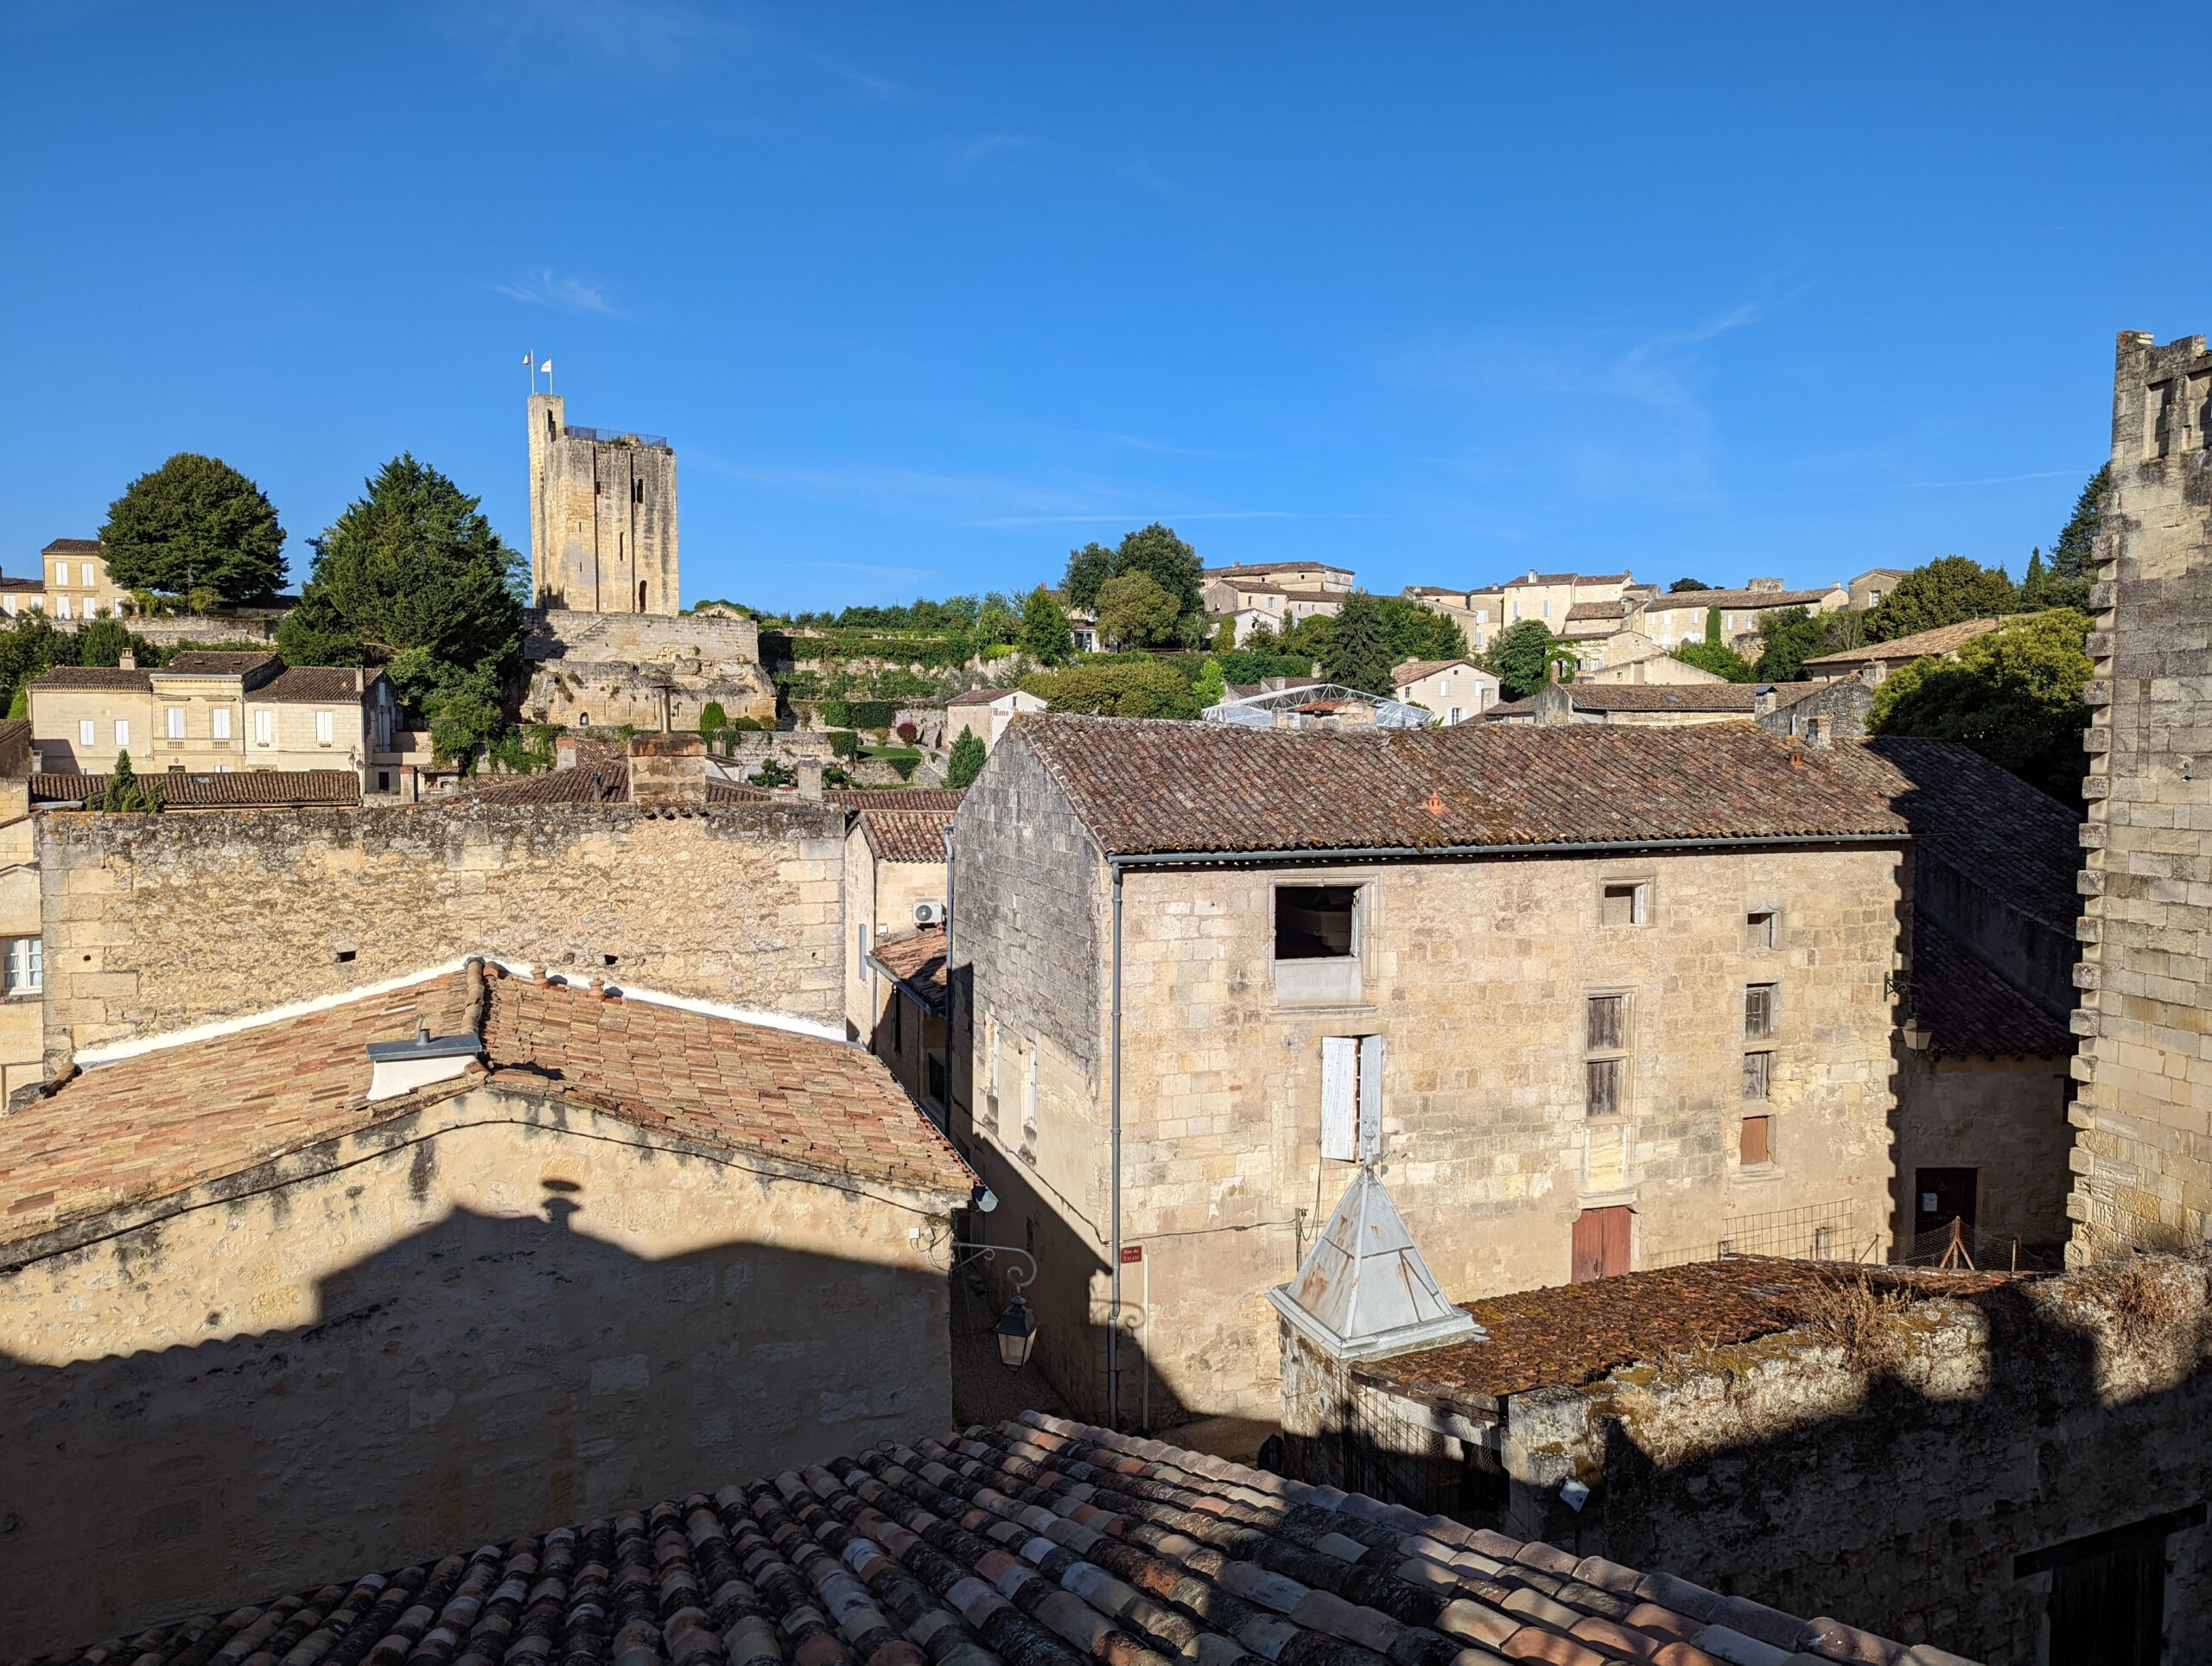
left=1322, top=1035, right=1383, bottom=1161
left=1745, top=984, right=1776, bottom=1038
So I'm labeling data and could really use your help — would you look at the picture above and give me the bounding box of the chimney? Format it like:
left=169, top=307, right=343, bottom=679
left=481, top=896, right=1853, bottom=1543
left=626, top=732, right=707, bottom=805
left=1746, top=577, right=1783, bottom=594
left=555, top=734, right=581, bottom=770
left=365, top=1019, right=484, bottom=1102
left=797, top=759, right=823, bottom=800
left=1754, top=684, right=1777, bottom=717
left=397, top=765, right=420, bottom=804
left=118, top=650, right=136, bottom=671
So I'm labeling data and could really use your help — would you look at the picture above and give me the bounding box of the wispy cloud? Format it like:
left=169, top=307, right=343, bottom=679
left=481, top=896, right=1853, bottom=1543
left=493, top=269, right=620, bottom=316
left=441, top=0, right=745, bottom=81
left=955, top=133, right=1034, bottom=165
left=1901, top=468, right=2078, bottom=490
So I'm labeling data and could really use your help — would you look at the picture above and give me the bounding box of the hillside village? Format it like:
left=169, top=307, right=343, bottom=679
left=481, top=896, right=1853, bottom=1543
left=0, top=330, right=2204, bottom=1666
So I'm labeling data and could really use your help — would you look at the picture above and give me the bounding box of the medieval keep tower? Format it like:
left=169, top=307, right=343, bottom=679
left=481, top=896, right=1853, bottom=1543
left=2068, top=330, right=2212, bottom=1262
left=526, top=391, right=679, bottom=615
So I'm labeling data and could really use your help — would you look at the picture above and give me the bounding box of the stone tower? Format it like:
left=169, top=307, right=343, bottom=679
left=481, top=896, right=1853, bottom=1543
left=2068, top=329, right=2212, bottom=1262
left=525, top=391, right=679, bottom=615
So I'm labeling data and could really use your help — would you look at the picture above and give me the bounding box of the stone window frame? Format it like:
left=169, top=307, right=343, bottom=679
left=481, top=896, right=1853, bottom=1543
left=1745, top=905, right=1783, bottom=951
left=1738, top=1113, right=1775, bottom=1172
left=1599, top=874, right=1654, bottom=930
left=1268, top=866, right=1379, bottom=1011
left=1583, top=987, right=1632, bottom=1121
left=1745, top=981, right=1778, bottom=1040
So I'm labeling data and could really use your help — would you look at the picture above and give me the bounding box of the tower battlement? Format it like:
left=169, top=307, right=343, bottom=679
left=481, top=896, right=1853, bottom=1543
left=526, top=392, right=679, bottom=616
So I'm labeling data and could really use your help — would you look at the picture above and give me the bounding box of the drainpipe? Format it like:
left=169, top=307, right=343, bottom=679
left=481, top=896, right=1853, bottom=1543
left=1108, top=860, right=1125, bottom=1428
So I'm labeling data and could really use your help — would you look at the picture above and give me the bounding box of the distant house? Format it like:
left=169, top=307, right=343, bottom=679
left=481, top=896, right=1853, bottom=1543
left=1801, top=614, right=2015, bottom=684
left=1389, top=658, right=1498, bottom=723
left=1202, top=563, right=1352, bottom=642
left=946, top=687, right=1047, bottom=750
left=1847, top=567, right=1910, bottom=611
left=842, top=799, right=957, bottom=1120
left=1487, top=676, right=1874, bottom=738
left=38, top=537, right=134, bottom=621
left=1630, top=581, right=1849, bottom=654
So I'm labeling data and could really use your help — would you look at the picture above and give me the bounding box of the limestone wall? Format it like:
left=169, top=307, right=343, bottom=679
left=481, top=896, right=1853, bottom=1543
left=35, top=799, right=846, bottom=1063
left=0, top=1093, right=957, bottom=1652
left=2069, top=331, right=2212, bottom=1258
left=522, top=609, right=777, bottom=730
left=1891, top=1046, right=2072, bottom=1253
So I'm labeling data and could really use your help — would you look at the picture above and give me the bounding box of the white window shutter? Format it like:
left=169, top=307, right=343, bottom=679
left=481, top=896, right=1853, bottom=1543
left=1320, top=1036, right=1357, bottom=1160
left=1357, top=1034, right=1383, bottom=1161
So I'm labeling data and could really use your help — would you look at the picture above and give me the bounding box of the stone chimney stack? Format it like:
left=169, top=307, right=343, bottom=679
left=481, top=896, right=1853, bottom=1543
left=797, top=759, right=824, bottom=800
left=118, top=651, right=136, bottom=671
left=627, top=733, right=707, bottom=805
left=555, top=735, right=581, bottom=771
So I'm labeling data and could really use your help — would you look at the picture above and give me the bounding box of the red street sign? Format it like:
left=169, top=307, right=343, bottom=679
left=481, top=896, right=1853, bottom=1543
left=1120, top=1244, right=1144, bottom=1263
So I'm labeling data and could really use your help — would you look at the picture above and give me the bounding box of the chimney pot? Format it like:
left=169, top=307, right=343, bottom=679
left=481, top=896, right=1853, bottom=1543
left=118, top=650, right=137, bottom=671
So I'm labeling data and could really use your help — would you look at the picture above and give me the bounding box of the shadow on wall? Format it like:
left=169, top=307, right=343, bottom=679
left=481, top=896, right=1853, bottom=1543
left=0, top=1192, right=951, bottom=1656
left=1287, top=1266, right=2212, bottom=1663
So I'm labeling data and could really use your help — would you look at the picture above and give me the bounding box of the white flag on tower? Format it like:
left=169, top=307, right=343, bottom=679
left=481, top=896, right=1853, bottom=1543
left=540, top=359, right=553, bottom=374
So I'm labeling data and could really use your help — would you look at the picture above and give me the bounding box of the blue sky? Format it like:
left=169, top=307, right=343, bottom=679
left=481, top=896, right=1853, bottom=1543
left=3, top=4, right=2206, bottom=614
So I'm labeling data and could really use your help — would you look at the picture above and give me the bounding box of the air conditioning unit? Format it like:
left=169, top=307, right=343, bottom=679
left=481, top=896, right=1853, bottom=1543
left=912, top=900, right=945, bottom=927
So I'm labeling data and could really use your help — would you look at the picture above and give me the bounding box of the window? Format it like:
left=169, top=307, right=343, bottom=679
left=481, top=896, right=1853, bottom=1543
left=114, top=719, right=129, bottom=748
left=1586, top=994, right=1625, bottom=1049
left=1320, top=1034, right=1383, bottom=1161
left=166, top=707, right=185, bottom=740
left=1745, top=983, right=1776, bottom=1038
left=315, top=710, right=334, bottom=746
left=1275, top=884, right=1358, bottom=959
left=1022, top=1049, right=1038, bottom=1143
left=254, top=709, right=274, bottom=744
left=3, top=936, right=41, bottom=994
left=1746, top=909, right=1778, bottom=949
left=1586, top=992, right=1627, bottom=1117
left=55, top=595, right=70, bottom=620
left=1743, top=1050, right=1772, bottom=1101
left=81, top=563, right=95, bottom=587
left=52, top=564, right=62, bottom=586
left=632, top=478, right=644, bottom=505
left=1739, top=1115, right=1772, bottom=1167
left=856, top=923, right=870, bottom=974
left=78, top=719, right=93, bottom=747
left=1586, top=1057, right=1623, bottom=1117
left=212, top=708, right=232, bottom=741
left=1600, top=881, right=1649, bottom=926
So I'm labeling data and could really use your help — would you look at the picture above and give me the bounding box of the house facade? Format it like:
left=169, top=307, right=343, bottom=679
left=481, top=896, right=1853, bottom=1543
left=842, top=803, right=955, bottom=1118
left=946, top=715, right=1911, bottom=1421
left=945, top=686, right=1046, bottom=750
left=39, top=537, right=134, bottom=620
left=1389, top=658, right=1497, bottom=723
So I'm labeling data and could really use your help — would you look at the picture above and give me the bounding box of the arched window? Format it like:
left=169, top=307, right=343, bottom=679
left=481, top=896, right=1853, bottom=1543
left=578, top=713, right=591, bottom=728
left=638, top=581, right=647, bottom=612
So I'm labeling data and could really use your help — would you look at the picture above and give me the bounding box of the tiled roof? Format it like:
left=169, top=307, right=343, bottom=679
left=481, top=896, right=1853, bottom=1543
left=1914, top=915, right=2073, bottom=1058
left=868, top=926, right=949, bottom=1014
left=1564, top=601, right=1627, bottom=621
left=1390, top=659, right=1478, bottom=684
left=1007, top=714, right=1911, bottom=858
left=0, top=717, right=29, bottom=747
left=466, top=764, right=770, bottom=806
left=163, top=650, right=279, bottom=676
left=30, top=1410, right=1929, bottom=1666
left=30, top=664, right=151, bottom=690
left=826, top=788, right=968, bottom=811
left=145, top=769, right=362, bottom=808
left=859, top=808, right=953, bottom=864
left=29, top=773, right=92, bottom=804
left=1802, top=616, right=2009, bottom=671
left=947, top=689, right=1010, bottom=706
left=41, top=537, right=100, bottom=554
left=1638, top=586, right=1837, bottom=612
left=0, top=575, right=45, bottom=592
left=0, top=963, right=971, bottom=1250
left=257, top=665, right=365, bottom=703
left=1368, top=1260, right=2013, bottom=1405
left=1503, top=570, right=1629, bottom=587
left=1203, top=561, right=1353, bottom=577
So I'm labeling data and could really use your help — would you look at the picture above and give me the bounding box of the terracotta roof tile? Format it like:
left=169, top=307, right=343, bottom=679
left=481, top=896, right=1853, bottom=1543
left=825, top=788, right=967, bottom=811
left=41, top=537, right=100, bottom=554
left=143, top=769, right=361, bottom=808
left=858, top=808, right=953, bottom=864
left=1503, top=570, right=1630, bottom=587
left=468, top=764, right=632, bottom=804
left=868, top=926, right=948, bottom=1013
left=1204, top=561, right=1354, bottom=577
left=1802, top=615, right=2011, bottom=671
left=1564, top=601, right=1627, bottom=621
left=0, top=575, right=46, bottom=592
left=164, top=651, right=279, bottom=676
left=1003, top=715, right=1910, bottom=858
left=256, top=665, right=365, bottom=702
left=1391, top=658, right=1478, bottom=684
left=1639, top=585, right=1838, bottom=611
left=946, top=688, right=1009, bottom=705
left=0, top=965, right=971, bottom=1250
left=31, top=664, right=151, bottom=691
left=30, top=1411, right=1922, bottom=1666
left=28, top=773, right=92, bottom=804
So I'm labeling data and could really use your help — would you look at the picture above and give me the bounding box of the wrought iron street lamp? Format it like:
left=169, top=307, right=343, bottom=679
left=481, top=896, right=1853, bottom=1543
left=993, top=1295, right=1038, bottom=1371
left=949, top=1239, right=1040, bottom=1374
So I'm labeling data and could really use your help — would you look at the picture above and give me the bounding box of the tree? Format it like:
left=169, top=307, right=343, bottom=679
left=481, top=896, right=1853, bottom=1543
left=1095, top=571, right=1181, bottom=650
left=700, top=700, right=728, bottom=734
left=1192, top=657, right=1227, bottom=711
left=0, top=613, right=67, bottom=717
left=1864, top=556, right=2019, bottom=642
left=2042, top=464, right=2107, bottom=613
left=749, top=756, right=798, bottom=789
left=97, top=750, right=161, bottom=813
left=1670, top=639, right=1758, bottom=682
left=1020, top=661, right=1199, bottom=719
left=99, top=454, right=288, bottom=603
left=1484, top=619, right=1565, bottom=701
left=974, top=591, right=1019, bottom=648
left=287, top=455, right=524, bottom=695
left=1704, top=606, right=1723, bottom=646
left=1752, top=607, right=1829, bottom=682
left=1062, top=543, right=1116, bottom=612
left=1113, top=523, right=1203, bottom=625
left=1321, top=594, right=1395, bottom=695
left=1019, top=587, right=1074, bottom=666
left=1372, top=596, right=1468, bottom=664
left=1869, top=609, right=2094, bottom=804
left=1669, top=577, right=1713, bottom=592
left=945, top=729, right=988, bottom=789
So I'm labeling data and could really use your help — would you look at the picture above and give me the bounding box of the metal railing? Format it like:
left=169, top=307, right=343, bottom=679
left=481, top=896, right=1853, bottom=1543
left=562, top=425, right=669, bottom=448
left=1651, top=1198, right=1881, bottom=1269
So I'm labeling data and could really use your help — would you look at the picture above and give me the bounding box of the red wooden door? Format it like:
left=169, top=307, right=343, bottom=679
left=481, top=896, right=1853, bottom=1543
left=1572, top=1206, right=1632, bottom=1282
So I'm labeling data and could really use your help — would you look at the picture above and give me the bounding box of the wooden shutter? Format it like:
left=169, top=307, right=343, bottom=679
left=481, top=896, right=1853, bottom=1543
left=1573, top=1206, right=1633, bottom=1283
left=1321, top=1036, right=1357, bottom=1160
left=1357, top=1035, right=1382, bottom=1161
left=1740, top=1115, right=1771, bottom=1167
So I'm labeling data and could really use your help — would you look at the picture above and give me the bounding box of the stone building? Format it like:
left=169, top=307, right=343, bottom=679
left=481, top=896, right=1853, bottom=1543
left=0, top=768, right=41, bottom=1103
left=841, top=799, right=956, bottom=1117
left=1389, top=658, right=1498, bottom=724
left=0, top=957, right=972, bottom=1650
left=34, top=735, right=849, bottom=1067
left=28, top=652, right=400, bottom=789
left=1847, top=565, right=1910, bottom=611
left=1274, top=1244, right=2212, bottom=1663
left=944, top=686, right=1046, bottom=752
left=1801, top=614, right=2012, bottom=684
left=525, top=393, right=677, bottom=616
left=1630, top=581, right=1849, bottom=654
left=16, top=1413, right=1930, bottom=1666
left=2070, top=329, right=2212, bottom=1260
left=39, top=537, right=134, bottom=620
left=945, top=715, right=1915, bottom=1421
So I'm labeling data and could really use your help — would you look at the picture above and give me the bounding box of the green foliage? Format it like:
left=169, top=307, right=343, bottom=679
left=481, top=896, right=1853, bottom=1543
left=945, top=730, right=988, bottom=789
left=1752, top=607, right=1831, bottom=682
left=1021, top=661, right=1201, bottom=720
left=99, top=453, right=289, bottom=602
left=1670, top=639, right=1758, bottom=682
left=820, top=697, right=897, bottom=731
left=486, top=724, right=559, bottom=777
left=73, top=620, right=135, bottom=668
left=699, top=700, right=728, bottom=734
left=1483, top=619, right=1566, bottom=701
left=1212, top=650, right=1316, bottom=685
left=822, top=763, right=854, bottom=788
left=883, top=753, right=920, bottom=781
left=1095, top=571, right=1182, bottom=650
left=1320, top=593, right=1395, bottom=695
left=1869, top=609, right=2094, bottom=804
left=1372, top=597, right=1468, bottom=664
left=1193, top=657, right=1227, bottom=710
left=974, top=592, right=1019, bottom=648
left=96, top=751, right=162, bottom=813
left=2047, top=464, right=2107, bottom=603
left=1704, top=606, right=1722, bottom=646
left=827, top=728, right=860, bottom=759
left=1865, top=555, right=2020, bottom=642
left=274, top=595, right=365, bottom=667
left=729, top=715, right=767, bottom=731
left=749, top=756, right=798, bottom=788
left=1019, top=587, right=1074, bottom=665
left=295, top=455, right=524, bottom=684
left=1669, top=577, right=1713, bottom=592
left=1062, top=543, right=1116, bottom=611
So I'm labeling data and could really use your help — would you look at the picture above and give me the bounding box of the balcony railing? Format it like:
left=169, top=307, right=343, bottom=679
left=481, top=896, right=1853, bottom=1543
left=563, top=425, right=669, bottom=449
